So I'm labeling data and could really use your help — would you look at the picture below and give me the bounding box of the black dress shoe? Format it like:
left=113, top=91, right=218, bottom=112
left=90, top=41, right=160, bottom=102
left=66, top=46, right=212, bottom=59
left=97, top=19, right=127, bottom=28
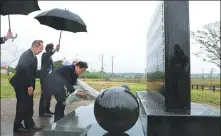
left=14, top=123, right=30, bottom=132
left=39, top=113, right=52, bottom=117
left=14, top=127, right=30, bottom=132
left=30, top=125, right=43, bottom=131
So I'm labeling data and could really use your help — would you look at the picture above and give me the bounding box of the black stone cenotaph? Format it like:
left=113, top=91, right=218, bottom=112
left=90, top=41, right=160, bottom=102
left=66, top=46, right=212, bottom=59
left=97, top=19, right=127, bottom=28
left=138, top=1, right=220, bottom=136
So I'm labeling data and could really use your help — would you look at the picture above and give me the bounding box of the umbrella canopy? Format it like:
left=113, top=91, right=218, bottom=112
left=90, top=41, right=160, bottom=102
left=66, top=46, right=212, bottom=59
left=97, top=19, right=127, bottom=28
left=34, top=8, right=87, bottom=33
left=0, top=0, right=40, bottom=15
left=0, top=0, right=40, bottom=41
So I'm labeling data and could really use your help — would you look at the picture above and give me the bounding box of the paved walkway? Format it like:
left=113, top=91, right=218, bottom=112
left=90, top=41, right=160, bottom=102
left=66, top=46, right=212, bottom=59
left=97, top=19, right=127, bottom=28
left=1, top=98, right=93, bottom=136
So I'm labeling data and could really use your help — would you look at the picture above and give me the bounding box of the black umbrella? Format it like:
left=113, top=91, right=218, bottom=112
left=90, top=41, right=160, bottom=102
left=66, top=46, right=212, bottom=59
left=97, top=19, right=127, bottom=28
left=34, top=8, right=87, bottom=51
left=0, top=0, right=40, bottom=41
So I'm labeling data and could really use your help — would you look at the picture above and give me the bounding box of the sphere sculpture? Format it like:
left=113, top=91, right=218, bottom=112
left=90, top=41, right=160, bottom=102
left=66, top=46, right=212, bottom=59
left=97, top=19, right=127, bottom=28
left=94, top=87, right=139, bottom=135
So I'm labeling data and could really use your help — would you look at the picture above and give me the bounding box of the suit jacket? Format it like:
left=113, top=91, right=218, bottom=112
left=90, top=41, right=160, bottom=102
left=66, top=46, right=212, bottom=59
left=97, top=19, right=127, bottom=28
left=44, top=65, right=78, bottom=100
left=0, top=37, right=5, bottom=44
left=10, top=49, right=38, bottom=89
left=39, top=50, right=56, bottom=84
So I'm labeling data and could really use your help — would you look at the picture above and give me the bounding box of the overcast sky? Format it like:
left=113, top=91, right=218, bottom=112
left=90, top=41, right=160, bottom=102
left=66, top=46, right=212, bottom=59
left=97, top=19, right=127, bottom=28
left=1, top=1, right=220, bottom=73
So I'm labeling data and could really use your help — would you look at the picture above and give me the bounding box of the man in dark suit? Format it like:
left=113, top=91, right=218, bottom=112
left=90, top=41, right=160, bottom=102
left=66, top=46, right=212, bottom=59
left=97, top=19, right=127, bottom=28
left=43, top=61, right=88, bottom=122
left=39, top=43, right=60, bottom=117
left=10, top=40, right=44, bottom=132
left=0, top=31, right=14, bottom=44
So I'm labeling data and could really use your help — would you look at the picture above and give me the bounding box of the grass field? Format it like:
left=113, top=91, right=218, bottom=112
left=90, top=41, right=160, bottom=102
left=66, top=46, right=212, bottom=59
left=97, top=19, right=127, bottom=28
left=0, top=74, right=220, bottom=107
left=191, top=78, right=220, bottom=86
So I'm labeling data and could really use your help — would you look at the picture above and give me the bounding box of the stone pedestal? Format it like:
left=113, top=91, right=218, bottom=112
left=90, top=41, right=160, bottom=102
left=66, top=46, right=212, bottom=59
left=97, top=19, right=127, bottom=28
left=137, top=91, right=220, bottom=136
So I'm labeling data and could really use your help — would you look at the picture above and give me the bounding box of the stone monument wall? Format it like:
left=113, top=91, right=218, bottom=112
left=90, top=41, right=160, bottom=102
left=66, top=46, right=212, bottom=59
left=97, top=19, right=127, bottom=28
left=146, top=1, right=191, bottom=111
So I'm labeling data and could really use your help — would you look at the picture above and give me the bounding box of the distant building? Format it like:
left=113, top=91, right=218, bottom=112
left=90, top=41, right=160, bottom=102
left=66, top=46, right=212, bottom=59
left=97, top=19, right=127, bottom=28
left=1, top=66, right=7, bottom=74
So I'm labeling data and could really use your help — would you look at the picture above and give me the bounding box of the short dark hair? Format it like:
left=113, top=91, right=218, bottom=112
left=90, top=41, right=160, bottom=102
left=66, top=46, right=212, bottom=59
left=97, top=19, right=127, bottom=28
left=45, top=43, right=54, bottom=52
left=75, top=61, right=88, bottom=68
left=32, top=40, right=43, bottom=48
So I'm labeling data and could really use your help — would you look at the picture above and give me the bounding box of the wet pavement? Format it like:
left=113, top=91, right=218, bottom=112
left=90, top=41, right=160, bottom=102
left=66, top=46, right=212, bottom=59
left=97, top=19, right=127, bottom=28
left=1, top=98, right=93, bottom=136
left=43, top=103, right=145, bottom=136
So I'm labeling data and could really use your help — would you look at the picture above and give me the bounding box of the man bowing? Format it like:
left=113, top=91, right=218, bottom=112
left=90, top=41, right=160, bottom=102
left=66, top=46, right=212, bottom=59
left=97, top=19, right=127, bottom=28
left=43, top=61, right=88, bottom=122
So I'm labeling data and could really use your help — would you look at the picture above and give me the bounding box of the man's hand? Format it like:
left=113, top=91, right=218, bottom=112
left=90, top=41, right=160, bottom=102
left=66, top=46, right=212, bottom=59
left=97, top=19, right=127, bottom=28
left=5, top=31, right=13, bottom=40
left=75, top=91, right=87, bottom=98
left=28, top=86, right=34, bottom=96
left=56, top=44, right=60, bottom=50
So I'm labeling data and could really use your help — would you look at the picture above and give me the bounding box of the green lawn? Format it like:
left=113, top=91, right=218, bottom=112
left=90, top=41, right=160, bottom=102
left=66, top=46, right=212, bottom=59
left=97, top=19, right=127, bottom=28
left=0, top=74, right=41, bottom=98
left=1, top=74, right=220, bottom=107
left=191, top=90, right=220, bottom=107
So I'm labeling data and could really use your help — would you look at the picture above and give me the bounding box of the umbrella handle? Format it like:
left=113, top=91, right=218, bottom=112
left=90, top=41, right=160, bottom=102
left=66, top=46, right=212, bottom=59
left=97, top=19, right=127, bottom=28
left=8, top=15, right=11, bottom=31
left=57, top=8, right=66, bottom=52
left=58, top=30, right=62, bottom=52
left=8, top=15, right=12, bottom=41
left=12, top=33, right=18, bottom=42
left=7, top=15, right=18, bottom=42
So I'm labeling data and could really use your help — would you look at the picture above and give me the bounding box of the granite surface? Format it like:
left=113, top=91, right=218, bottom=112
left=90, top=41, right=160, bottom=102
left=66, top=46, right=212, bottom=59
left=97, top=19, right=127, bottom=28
left=137, top=91, right=220, bottom=136
left=43, top=91, right=220, bottom=136
left=43, top=103, right=145, bottom=136
left=137, top=91, right=220, bottom=116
